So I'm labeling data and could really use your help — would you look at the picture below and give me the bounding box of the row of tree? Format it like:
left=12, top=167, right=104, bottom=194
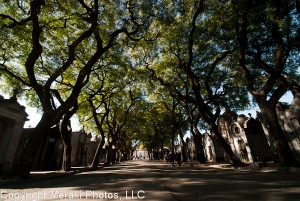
left=0, top=0, right=299, bottom=178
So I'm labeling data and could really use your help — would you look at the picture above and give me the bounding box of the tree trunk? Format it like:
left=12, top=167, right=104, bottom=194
left=91, top=136, right=105, bottom=168
left=17, top=115, right=52, bottom=179
left=105, top=143, right=113, bottom=165
left=171, top=128, right=175, bottom=150
left=59, top=115, right=72, bottom=172
left=260, top=106, right=298, bottom=166
left=178, top=129, right=188, bottom=162
left=190, top=125, right=206, bottom=163
left=61, top=144, right=72, bottom=172
left=210, top=123, right=245, bottom=166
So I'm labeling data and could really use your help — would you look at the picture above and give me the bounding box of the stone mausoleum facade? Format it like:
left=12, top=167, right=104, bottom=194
left=0, top=95, right=28, bottom=174
left=0, top=94, right=101, bottom=174
left=188, top=89, right=300, bottom=164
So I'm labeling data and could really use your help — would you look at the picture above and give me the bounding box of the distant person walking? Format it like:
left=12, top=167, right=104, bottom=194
left=176, top=151, right=182, bottom=167
left=169, top=151, right=175, bottom=167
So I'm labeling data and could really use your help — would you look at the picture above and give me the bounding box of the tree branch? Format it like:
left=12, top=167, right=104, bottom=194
left=0, top=14, right=32, bottom=28
left=0, top=63, right=31, bottom=86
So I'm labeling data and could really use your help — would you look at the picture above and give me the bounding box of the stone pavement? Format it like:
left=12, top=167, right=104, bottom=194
left=163, top=161, right=300, bottom=201
left=1, top=160, right=300, bottom=201
left=0, top=165, right=97, bottom=188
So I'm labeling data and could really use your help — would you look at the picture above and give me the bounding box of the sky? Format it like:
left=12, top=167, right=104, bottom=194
left=0, top=91, right=294, bottom=134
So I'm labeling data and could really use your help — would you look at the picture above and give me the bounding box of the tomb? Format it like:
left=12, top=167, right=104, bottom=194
left=275, top=91, right=300, bottom=163
left=256, top=87, right=300, bottom=163
left=0, top=95, right=28, bottom=174
left=71, top=130, right=92, bottom=166
left=244, top=118, right=273, bottom=162
left=18, top=126, right=64, bottom=171
left=85, top=134, right=100, bottom=164
left=133, top=145, right=148, bottom=160
left=218, top=112, right=274, bottom=163
left=202, top=133, right=225, bottom=162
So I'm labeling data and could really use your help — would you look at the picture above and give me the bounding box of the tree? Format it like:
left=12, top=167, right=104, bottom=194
left=76, top=53, right=151, bottom=165
left=77, top=64, right=128, bottom=167
left=156, top=92, right=189, bottom=161
left=59, top=109, right=76, bottom=172
left=143, top=0, right=248, bottom=166
left=231, top=0, right=300, bottom=166
left=136, top=102, right=175, bottom=160
left=185, top=102, right=206, bottom=163
left=0, top=0, right=154, bottom=178
left=104, top=88, right=138, bottom=164
left=88, top=88, right=110, bottom=168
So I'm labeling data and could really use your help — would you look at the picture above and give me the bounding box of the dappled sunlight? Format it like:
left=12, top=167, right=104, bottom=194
left=1, top=160, right=299, bottom=201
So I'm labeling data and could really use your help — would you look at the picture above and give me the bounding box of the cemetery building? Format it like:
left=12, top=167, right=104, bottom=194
left=276, top=106, right=300, bottom=163
left=202, top=133, right=225, bottom=162
left=217, top=91, right=300, bottom=164
left=71, top=130, right=92, bottom=166
left=186, top=134, right=225, bottom=163
left=0, top=93, right=98, bottom=173
left=19, top=126, right=64, bottom=171
left=186, top=136, right=196, bottom=161
left=85, top=134, right=100, bottom=165
left=133, top=145, right=148, bottom=159
left=0, top=95, right=28, bottom=174
left=21, top=128, right=98, bottom=170
left=218, top=112, right=274, bottom=163
left=272, top=91, right=300, bottom=163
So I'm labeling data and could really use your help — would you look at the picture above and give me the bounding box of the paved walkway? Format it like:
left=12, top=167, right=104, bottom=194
left=1, top=160, right=300, bottom=201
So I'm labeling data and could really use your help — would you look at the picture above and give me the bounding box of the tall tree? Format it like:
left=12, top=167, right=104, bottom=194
left=137, top=102, right=175, bottom=159
left=231, top=0, right=300, bottom=166
left=143, top=0, right=248, bottom=166
left=0, top=0, right=154, bottom=178
left=88, top=89, right=110, bottom=168
left=59, top=108, right=77, bottom=172
left=103, top=84, right=140, bottom=164
left=186, top=103, right=206, bottom=163
left=78, top=64, right=131, bottom=167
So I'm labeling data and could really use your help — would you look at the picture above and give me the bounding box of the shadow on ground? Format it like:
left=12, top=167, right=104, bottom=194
left=1, top=161, right=300, bottom=201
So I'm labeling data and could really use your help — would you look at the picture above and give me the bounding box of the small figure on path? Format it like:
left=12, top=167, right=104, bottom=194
left=169, top=150, right=175, bottom=167
left=176, top=151, right=182, bottom=167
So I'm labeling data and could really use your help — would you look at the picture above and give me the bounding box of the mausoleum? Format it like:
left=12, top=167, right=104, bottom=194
left=0, top=95, right=28, bottom=174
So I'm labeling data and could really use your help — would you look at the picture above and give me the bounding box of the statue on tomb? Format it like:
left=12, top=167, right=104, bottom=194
left=256, top=111, right=264, bottom=122
left=238, top=139, right=249, bottom=162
